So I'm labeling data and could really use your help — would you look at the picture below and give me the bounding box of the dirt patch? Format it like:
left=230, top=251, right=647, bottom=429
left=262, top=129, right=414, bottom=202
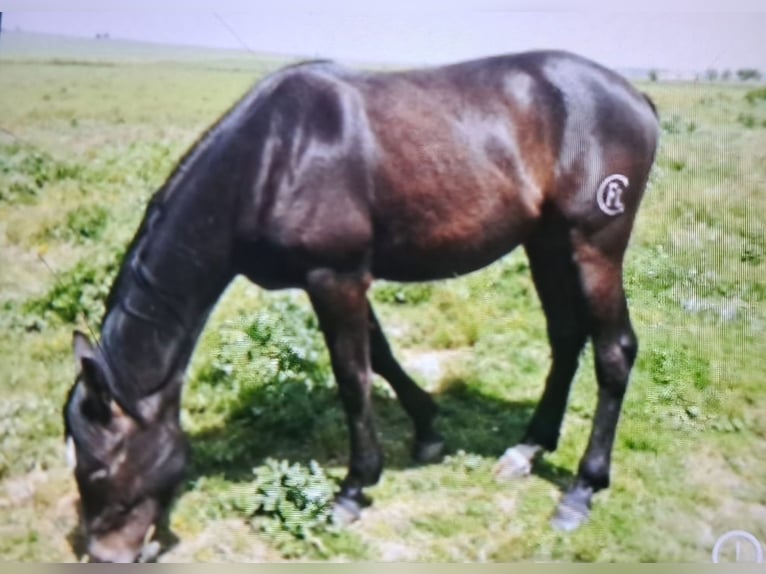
left=159, top=519, right=283, bottom=562
left=685, top=443, right=766, bottom=548
left=400, top=348, right=470, bottom=391
left=0, top=467, right=82, bottom=561
left=350, top=495, right=450, bottom=561
left=685, top=444, right=757, bottom=493
left=1, top=468, right=50, bottom=506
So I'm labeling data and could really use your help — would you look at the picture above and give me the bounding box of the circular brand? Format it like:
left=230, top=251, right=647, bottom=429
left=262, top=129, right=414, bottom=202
left=597, top=174, right=629, bottom=216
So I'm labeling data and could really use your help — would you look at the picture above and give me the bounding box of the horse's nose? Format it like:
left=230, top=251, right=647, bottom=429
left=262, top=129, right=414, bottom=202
left=87, top=550, right=139, bottom=563
left=87, top=539, right=143, bottom=563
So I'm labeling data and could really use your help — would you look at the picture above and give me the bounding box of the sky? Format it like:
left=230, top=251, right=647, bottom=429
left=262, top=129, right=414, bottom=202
left=3, top=1, right=766, bottom=71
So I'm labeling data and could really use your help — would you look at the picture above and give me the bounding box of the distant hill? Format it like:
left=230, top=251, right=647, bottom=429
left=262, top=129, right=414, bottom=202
left=0, top=30, right=297, bottom=70
left=1, top=30, right=760, bottom=82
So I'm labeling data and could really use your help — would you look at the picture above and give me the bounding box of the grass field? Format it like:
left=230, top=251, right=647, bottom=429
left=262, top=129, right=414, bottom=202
left=0, top=32, right=765, bottom=562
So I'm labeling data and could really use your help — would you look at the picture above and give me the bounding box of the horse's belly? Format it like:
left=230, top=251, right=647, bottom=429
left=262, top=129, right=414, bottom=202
left=371, top=240, right=527, bottom=282
left=370, top=200, right=536, bottom=281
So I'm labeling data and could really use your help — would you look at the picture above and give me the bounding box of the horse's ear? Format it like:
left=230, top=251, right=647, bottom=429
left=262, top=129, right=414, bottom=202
left=73, top=330, right=96, bottom=368
left=72, top=330, right=112, bottom=421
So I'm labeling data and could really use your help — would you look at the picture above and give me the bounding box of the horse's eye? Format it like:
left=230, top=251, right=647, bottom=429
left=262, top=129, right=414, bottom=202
left=112, top=502, right=131, bottom=517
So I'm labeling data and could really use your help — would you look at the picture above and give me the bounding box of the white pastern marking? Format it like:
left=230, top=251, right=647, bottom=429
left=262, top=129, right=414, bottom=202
left=597, top=174, right=629, bottom=216
left=89, top=469, right=108, bottom=482
left=66, top=436, right=77, bottom=470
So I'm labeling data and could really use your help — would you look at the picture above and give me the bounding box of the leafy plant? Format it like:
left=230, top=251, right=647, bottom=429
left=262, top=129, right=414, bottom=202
left=195, top=295, right=337, bottom=444
left=217, top=458, right=338, bottom=556
left=247, top=458, right=336, bottom=541
left=208, top=296, right=330, bottom=389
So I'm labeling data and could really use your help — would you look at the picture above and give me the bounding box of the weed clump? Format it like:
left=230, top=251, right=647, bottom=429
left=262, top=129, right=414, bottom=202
left=38, top=204, right=109, bottom=244
left=372, top=282, right=434, bottom=305
left=63, top=205, right=109, bottom=242
left=744, top=86, right=766, bottom=104
left=0, top=142, right=83, bottom=203
left=737, top=113, right=758, bottom=129
left=235, top=458, right=336, bottom=554
left=23, top=251, right=121, bottom=326
left=660, top=114, right=697, bottom=135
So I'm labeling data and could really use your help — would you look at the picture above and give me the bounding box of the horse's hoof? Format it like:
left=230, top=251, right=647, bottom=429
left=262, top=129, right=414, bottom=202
left=413, top=436, right=445, bottom=464
left=331, top=494, right=366, bottom=527
left=550, top=500, right=590, bottom=532
left=494, top=444, right=541, bottom=481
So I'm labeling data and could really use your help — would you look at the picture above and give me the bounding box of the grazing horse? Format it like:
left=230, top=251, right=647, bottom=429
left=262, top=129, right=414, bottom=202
left=63, top=50, right=659, bottom=562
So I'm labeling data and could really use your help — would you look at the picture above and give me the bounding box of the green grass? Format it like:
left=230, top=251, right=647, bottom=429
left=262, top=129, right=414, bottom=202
left=0, top=32, right=764, bottom=562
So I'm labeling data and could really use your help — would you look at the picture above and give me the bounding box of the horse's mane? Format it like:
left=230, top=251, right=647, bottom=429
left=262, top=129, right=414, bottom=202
left=100, top=68, right=282, bottom=323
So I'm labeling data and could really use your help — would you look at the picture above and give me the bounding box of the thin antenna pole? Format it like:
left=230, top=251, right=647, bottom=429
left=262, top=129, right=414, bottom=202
left=213, top=13, right=255, bottom=55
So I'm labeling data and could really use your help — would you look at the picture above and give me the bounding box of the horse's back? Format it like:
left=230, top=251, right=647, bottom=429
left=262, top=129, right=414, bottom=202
left=235, top=52, right=659, bottom=284
left=352, top=52, right=658, bottom=278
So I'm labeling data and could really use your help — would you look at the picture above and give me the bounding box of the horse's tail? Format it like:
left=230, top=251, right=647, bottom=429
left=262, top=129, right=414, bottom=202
left=642, top=92, right=659, bottom=119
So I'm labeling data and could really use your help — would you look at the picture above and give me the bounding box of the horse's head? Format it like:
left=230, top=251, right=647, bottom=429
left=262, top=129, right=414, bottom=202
left=63, top=331, right=188, bottom=563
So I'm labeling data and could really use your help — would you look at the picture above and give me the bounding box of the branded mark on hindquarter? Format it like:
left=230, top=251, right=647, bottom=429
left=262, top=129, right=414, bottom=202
left=597, top=174, right=629, bottom=216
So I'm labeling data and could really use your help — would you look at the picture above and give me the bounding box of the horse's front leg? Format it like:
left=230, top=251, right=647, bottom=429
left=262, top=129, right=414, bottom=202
left=307, top=268, right=381, bottom=525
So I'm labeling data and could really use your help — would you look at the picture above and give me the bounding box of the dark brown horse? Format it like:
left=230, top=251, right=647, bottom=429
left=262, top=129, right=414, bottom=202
left=63, top=50, right=659, bottom=562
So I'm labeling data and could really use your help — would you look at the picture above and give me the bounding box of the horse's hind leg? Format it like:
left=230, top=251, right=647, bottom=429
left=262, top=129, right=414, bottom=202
left=368, top=302, right=444, bottom=463
left=306, top=269, right=381, bottom=525
left=550, top=230, right=638, bottom=532
left=495, top=219, right=588, bottom=480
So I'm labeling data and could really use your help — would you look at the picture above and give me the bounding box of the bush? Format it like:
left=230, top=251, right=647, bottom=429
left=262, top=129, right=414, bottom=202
left=736, top=68, right=762, bottom=82
left=208, top=296, right=330, bottom=390
left=198, top=296, right=337, bottom=442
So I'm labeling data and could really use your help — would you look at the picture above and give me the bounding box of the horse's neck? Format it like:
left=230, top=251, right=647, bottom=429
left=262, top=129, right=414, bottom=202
left=95, top=80, right=269, bottom=412
left=99, top=199, right=235, bottom=412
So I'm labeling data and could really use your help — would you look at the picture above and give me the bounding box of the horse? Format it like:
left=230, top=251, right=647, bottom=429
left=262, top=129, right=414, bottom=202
left=63, top=49, right=659, bottom=562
